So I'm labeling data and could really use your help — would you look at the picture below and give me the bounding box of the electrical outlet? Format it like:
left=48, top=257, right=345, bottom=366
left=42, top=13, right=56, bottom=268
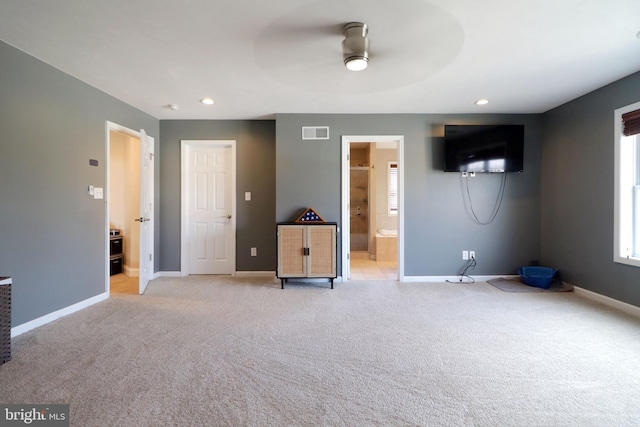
left=251, top=247, right=257, bottom=257
left=469, top=172, right=476, bottom=177
left=462, top=250, right=469, bottom=260
left=470, top=251, right=475, bottom=259
left=461, top=172, right=468, bottom=178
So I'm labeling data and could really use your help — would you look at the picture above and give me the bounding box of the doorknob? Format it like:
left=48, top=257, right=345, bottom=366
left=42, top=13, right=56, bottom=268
left=226, top=214, right=232, bottom=219
left=135, top=217, right=150, bottom=222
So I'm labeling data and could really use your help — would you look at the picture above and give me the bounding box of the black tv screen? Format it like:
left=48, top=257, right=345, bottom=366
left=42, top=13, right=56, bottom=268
left=443, top=125, right=524, bottom=172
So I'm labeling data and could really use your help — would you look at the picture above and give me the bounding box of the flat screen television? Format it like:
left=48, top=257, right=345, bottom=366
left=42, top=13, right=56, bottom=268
left=443, top=124, right=524, bottom=173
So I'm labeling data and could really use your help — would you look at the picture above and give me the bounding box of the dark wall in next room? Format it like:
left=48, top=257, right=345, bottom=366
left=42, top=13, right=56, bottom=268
left=159, top=120, right=276, bottom=272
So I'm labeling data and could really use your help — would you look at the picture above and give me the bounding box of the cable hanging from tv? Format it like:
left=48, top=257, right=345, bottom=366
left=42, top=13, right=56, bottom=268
left=462, top=172, right=507, bottom=225
left=446, top=254, right=477, bottom=283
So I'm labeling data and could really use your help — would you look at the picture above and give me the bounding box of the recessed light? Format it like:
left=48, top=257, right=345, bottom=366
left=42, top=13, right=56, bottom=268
left=475, top=99, right=489, bottom=105
left=200, top=98, right=214, bottom=105
left=169, top=104, right=179, bottom=110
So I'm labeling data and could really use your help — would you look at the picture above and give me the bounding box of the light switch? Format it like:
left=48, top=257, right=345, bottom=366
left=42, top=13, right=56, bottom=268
left=94, top=187, right=104, bottom=199
left=245, top=192, right=251, bottom=201
left=88, top=185, right=94, bottom=196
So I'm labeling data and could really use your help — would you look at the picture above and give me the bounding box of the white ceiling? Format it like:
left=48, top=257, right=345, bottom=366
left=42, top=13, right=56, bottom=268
left=1, top=0, right=640, bottom=120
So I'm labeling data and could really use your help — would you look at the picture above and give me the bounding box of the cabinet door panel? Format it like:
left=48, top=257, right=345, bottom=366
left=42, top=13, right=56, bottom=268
left=308, top=225, right=336, bottom=277
left=278, top=226, right=306, bottom=277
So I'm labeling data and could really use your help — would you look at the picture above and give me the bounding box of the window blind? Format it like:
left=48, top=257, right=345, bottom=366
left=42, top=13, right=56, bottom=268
left=622, top=109, right=640, bottom=136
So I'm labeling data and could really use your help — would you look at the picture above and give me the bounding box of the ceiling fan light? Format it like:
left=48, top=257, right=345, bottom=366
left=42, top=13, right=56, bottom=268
left=342, top=22, right=369, bottom=71
left=345, top=57, right=368, bottom=71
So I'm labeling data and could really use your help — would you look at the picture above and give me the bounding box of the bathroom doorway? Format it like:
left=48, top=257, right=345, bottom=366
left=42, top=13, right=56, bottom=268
left=342, top=136, right=404, bottom=281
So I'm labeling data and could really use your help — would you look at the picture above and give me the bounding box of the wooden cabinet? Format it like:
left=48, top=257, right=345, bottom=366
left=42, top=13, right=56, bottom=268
left=277, top=223, right=337, bottom=289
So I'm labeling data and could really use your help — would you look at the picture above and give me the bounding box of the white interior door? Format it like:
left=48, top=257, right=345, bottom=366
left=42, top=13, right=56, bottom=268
left=138, top=129, right=154, bottom=294
left=183, top=141, right=235, bottom=275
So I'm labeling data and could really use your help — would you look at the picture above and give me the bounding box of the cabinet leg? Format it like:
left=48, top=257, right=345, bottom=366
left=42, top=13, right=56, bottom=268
left=281, top=279, right=285, bottom=289
left=330, top=278, right=334, bottom=289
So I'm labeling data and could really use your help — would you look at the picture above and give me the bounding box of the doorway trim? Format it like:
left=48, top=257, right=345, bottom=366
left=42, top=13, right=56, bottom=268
left=105, top=121, right=155, bottom=295
left=180, top=140, right=237, bottom=276
left=341, top=135, right=405, bottom=281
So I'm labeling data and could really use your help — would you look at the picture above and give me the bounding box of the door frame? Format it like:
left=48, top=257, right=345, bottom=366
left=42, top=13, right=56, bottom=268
left=180, top=140, right=237, bottom=276
left=341, top=135, right=405, bottom=281
left=105, top=121, right=154, bottom=295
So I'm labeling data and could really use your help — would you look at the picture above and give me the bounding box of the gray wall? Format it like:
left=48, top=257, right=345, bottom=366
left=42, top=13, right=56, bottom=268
left=541, top=71, right=640, bottom=306
left=158, top=120, right=276, bottom=272
left=276, top=114, right=542, bottom=277
left=0, top=41, right=159, bottom=327
left=4, top=35, right=638, bottom=331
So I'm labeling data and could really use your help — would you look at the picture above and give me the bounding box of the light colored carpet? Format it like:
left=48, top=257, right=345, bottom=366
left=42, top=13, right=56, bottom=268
left=487, top=277, right=574, bottom=292
left=1, top=276, right=639, bottom=426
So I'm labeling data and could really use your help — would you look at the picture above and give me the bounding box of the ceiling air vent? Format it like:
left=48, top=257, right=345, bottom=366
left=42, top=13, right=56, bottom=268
left=302, top=126, right=329, bottom=140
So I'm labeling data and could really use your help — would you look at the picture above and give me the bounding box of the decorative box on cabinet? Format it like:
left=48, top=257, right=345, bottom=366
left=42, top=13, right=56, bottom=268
left=277, top=222, right=337, bottom=289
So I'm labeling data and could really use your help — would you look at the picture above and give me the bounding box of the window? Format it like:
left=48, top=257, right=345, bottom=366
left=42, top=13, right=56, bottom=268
left=388, top=161, right=398, bottom=215
left=614, top=101, right=640, bottom=267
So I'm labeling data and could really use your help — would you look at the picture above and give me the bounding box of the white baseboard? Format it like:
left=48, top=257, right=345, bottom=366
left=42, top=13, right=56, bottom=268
left=124, top=265, right=139, bottom=277
left=11, top=292, right=109, bottom=338
left=153, top=271, right=181, bottom=279
left=574, top=286, right=640, bottom=318
left=235, top=271, right=276, bottom=278
left=402, top=275, right=519, bottom=283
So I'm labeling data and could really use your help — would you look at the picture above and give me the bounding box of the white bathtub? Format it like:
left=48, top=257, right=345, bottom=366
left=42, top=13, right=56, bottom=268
left=376, top=229, right=397, bottom=237
left=375, top=230, right=397, bottom=262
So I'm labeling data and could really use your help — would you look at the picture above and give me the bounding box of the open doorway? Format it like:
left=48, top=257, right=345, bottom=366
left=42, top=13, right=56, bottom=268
left=108, top=129, right=141, bottom=294
left=342, top=136, right=404, bottom=281
left=105, top=122, right=155, bottom=295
